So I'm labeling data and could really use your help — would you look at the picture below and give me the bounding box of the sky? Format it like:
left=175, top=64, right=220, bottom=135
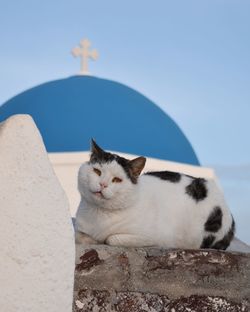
left=0, top=0, right=250, bottom=166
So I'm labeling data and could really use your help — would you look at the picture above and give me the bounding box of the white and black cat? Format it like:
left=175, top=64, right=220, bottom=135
left=75, top=140, right=235, bottom=250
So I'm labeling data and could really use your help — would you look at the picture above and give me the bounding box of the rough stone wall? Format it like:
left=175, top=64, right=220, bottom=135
left=74, top=244, right=250, bottom=311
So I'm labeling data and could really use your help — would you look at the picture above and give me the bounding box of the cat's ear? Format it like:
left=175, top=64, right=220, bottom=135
left=91, top=139, right=104, bottom=155
left=90, top=139, right=105, bottom=161
left=129, top=157, right=146, bottom=178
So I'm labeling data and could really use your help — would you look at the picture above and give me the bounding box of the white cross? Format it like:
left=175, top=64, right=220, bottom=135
left=72, top=39, right=98, bottom=75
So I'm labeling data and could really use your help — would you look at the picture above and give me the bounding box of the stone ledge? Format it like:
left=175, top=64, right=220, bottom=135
left=74, top=289, right=247, bottom=312
left=74, top=244, right=250, bottom=311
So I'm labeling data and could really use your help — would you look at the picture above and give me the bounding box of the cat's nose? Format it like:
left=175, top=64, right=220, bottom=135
left=99, top=182, right=108, bottom=189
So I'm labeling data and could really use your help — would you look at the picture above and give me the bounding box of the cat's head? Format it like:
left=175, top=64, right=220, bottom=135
left=78, top=139, right=146, bottom=209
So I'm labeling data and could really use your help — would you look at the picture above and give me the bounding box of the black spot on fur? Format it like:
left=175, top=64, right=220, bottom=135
left=185, top=178, right=208, bottom=202
left=200, top=235, right=216, bottom=249
left=90, top=149, right=116, bottom=164
left=145, top=171, right=181, bottom=183
left=205, top=206, right=223, bottom=232
left=90, top=149, right=138, bottom=184
left=212, top=218, right=235, bottom=250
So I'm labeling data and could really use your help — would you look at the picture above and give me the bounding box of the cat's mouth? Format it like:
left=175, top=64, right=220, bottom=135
left=92, top=191, right=105, bottom=199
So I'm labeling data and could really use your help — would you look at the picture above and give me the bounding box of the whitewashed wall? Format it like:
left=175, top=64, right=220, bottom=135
left=0, top=115, right=75, bottom=312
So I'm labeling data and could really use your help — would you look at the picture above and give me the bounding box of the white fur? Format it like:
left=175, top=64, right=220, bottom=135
left=75, top=160, right=233, bottom=249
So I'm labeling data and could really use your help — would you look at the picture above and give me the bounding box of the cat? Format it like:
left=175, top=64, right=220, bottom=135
left=75, top=140, right=235, bottom=250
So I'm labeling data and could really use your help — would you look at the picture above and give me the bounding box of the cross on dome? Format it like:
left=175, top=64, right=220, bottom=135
left=72, top=39, right=98, bottom=75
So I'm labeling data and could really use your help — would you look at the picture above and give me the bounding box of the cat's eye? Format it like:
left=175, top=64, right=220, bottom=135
left=112, top=177, right=122, bottom=183
left=93, top=168, right=101, bottom=176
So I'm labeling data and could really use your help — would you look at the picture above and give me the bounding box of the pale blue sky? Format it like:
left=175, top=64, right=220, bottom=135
left=1, top=0, right=250, bottom=166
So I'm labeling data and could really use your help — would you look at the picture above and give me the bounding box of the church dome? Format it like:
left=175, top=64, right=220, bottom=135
left=0, top=76, right=199, bottom=165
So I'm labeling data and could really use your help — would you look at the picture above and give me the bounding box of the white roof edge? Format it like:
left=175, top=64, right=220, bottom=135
left=48, top=151, right=216, bottom=179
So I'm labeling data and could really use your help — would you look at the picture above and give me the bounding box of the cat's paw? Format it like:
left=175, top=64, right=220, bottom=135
left=105, top=235, right=122, bottom=246
left=75, top=231, right=98, bottom=245
left=105, top=234, right=142, bottom=247
left=105, top=234, right=154, bottom=247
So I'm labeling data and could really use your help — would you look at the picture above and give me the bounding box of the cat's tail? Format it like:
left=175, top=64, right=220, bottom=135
left=212, top=215, right=235, bottom=250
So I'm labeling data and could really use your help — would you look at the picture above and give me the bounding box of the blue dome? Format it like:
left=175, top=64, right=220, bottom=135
left=0, top=76, right=199, bottom=165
